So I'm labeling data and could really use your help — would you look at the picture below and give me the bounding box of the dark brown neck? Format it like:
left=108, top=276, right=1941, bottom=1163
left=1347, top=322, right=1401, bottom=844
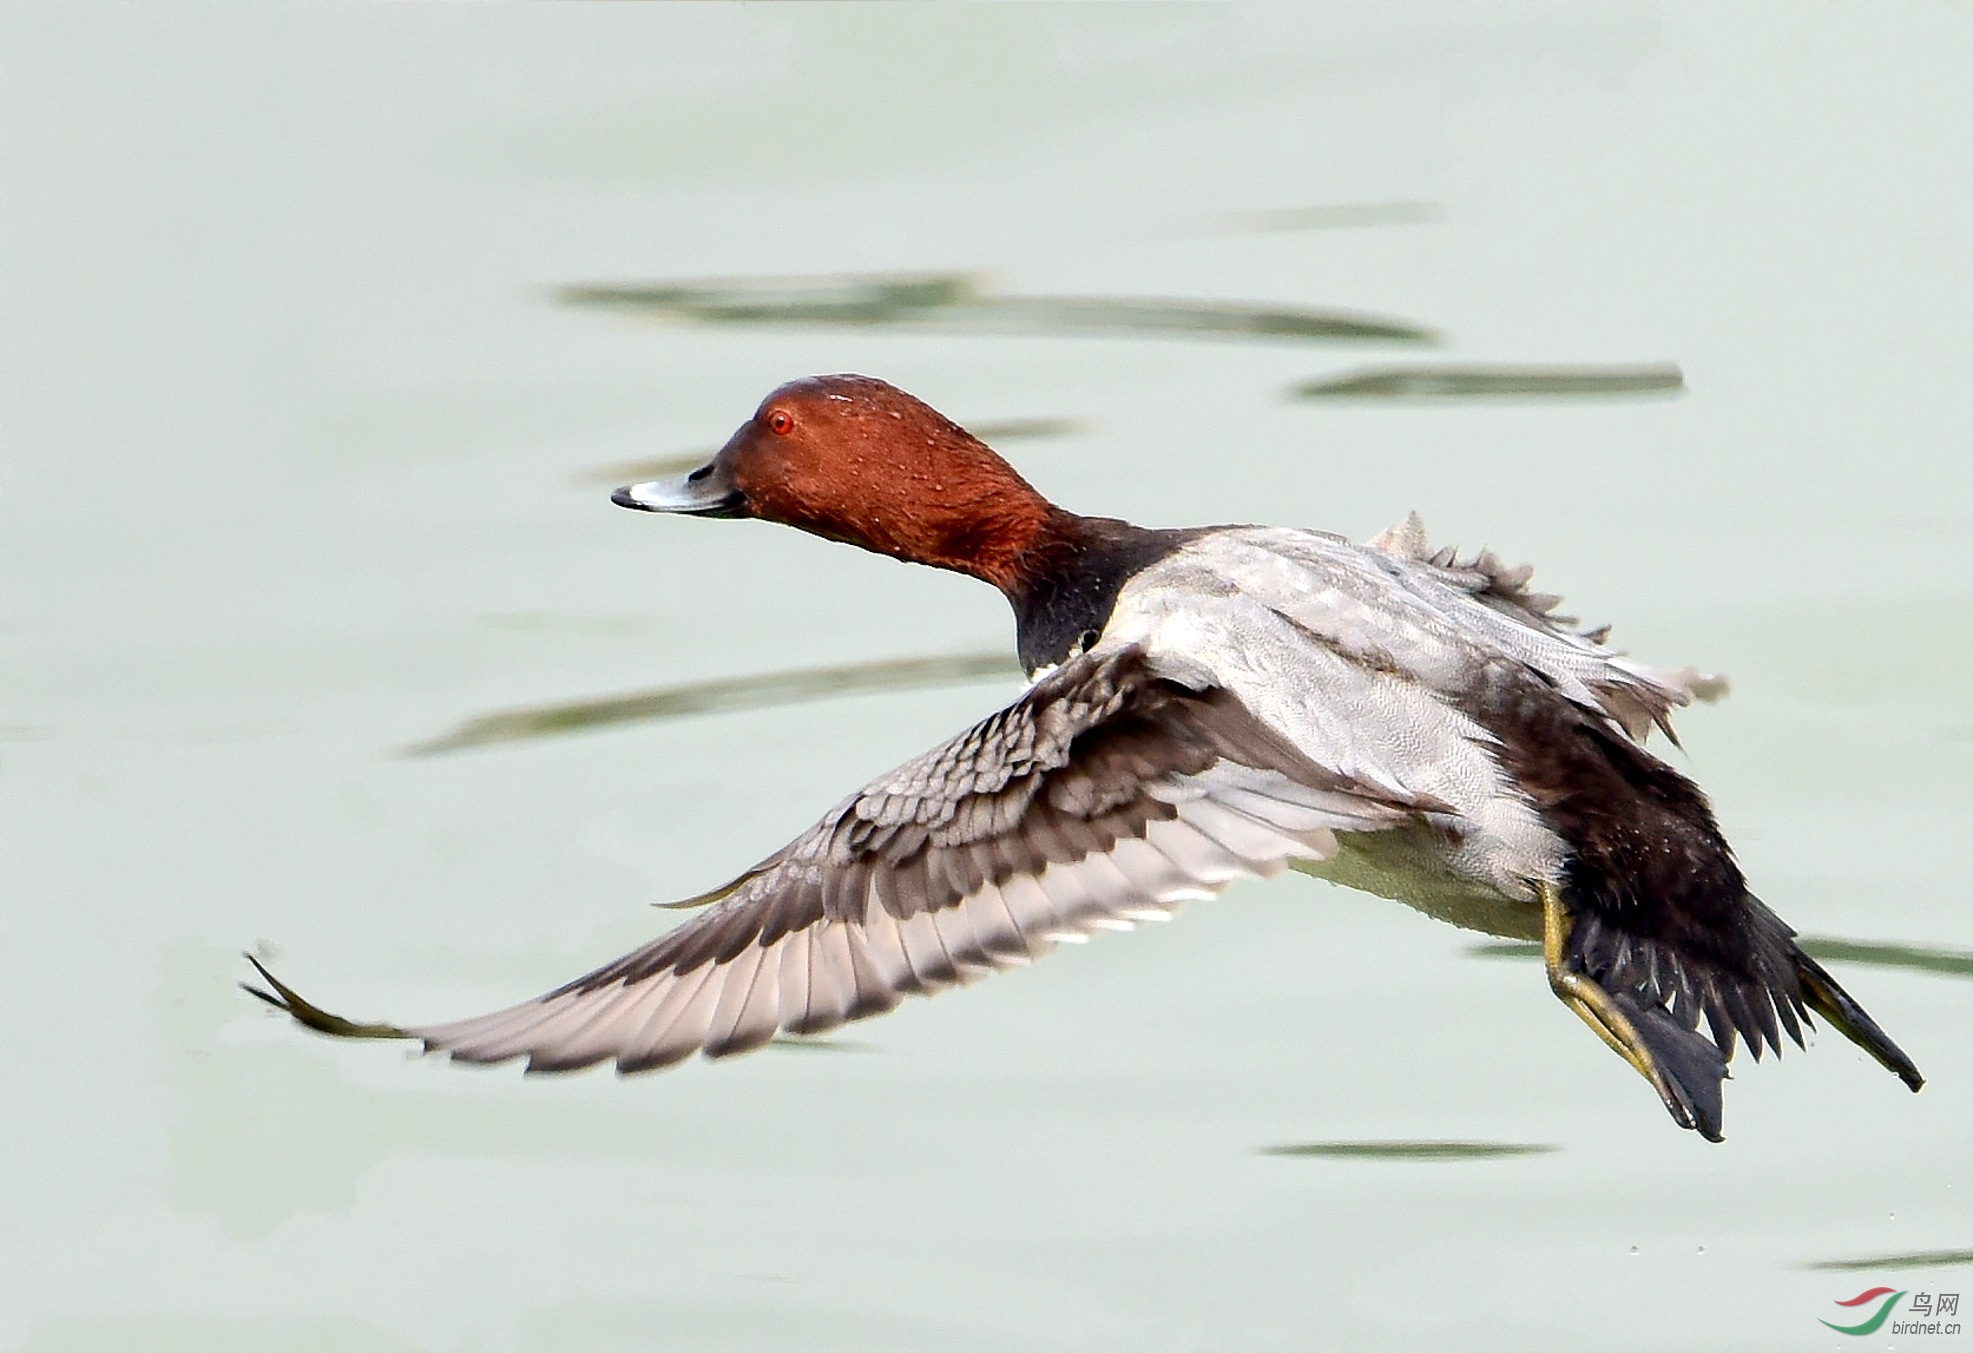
left=999, top=510, right=1205, bottom=673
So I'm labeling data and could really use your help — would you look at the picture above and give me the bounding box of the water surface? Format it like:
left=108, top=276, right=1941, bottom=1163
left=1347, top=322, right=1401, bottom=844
left=5, top=6, right=1970, bottom=1352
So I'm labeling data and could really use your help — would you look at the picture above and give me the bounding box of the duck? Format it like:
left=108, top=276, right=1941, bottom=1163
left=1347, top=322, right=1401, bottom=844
left=248, top=372, right=1924, bottom=1141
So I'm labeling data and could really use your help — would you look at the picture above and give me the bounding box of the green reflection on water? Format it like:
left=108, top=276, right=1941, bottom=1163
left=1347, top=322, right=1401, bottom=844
left=1467, top=935, right=1973, bottom=980
left=1807, top=1247, right=1973, bottom=1272
left=1800, top=938, right=1973, bottom=979
left=1294, top=363, right=1683, bottom=400
left=560, top=272, right=1434, bottom=344
left=408, top=651, right=1019, bottom=755
left=581, top=416, right=1087, bottom=486
left=1262, top=1141, right=1557, bottom=1161
left=1467, top=941, right=1544, bottom=960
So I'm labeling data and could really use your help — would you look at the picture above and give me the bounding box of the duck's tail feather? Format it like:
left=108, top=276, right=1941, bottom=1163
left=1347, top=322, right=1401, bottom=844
left=1570, top=904, right=1926, bottom=1094
left=1794, top=951, right=1925, bottom=1092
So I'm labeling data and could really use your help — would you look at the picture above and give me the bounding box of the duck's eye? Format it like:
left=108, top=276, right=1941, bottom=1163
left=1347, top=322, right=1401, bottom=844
left=1079, top=629, right=1100, bottom=653
left=767, top=409, right=795, bottom=436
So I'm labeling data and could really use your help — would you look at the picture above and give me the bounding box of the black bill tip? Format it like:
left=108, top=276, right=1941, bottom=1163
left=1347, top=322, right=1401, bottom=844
left=611, top=470, right=747, bottom=517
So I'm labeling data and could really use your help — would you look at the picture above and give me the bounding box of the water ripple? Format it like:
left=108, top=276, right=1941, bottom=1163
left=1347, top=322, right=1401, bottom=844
left=559, top=272, right=1434, bottom=345
left=406, top=651, right=1018, bottom=756
left=1262, top=1140, right=1557, bottom=1161
left=580, top=416, right=1087, bottom=486
left=1807, top=1247, right=1973, bottom=1272
left=1799, top=937, right=1973, bottom=980
left=1468, top=935, right=1973, bottom=980
left=1295, top=363, right=1682, bottom=400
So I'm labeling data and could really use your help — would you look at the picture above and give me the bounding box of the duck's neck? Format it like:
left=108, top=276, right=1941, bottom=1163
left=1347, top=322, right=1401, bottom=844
left=989, top=508, right=1202, bottom=674
left=819, top=437, right=1199, bottom=671
left=901, top=490, right=1067, bottom=596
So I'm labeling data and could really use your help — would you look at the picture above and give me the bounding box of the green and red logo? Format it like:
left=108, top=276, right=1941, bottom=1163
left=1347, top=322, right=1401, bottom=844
left=1822, top=1288, right=1905, bottom=1336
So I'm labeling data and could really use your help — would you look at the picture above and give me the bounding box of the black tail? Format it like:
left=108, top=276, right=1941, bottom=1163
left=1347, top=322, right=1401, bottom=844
left=1794, top=951, right=1925, bottom=1092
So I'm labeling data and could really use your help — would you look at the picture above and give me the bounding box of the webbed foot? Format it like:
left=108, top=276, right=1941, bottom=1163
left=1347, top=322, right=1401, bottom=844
left=1540, top=882, right=1728, bottom=1141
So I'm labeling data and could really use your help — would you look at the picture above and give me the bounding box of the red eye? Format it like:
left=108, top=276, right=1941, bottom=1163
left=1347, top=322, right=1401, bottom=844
left=767, top=409, right=795, bottom=436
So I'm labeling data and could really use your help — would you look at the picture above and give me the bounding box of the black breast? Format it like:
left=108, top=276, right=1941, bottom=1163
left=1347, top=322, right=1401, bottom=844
left=1008, top=518, right=1203, bottom=673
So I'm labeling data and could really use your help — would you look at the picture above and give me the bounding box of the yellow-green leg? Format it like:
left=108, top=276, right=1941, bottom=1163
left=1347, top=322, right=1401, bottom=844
left=1540, top=881, right=1692, bottom=1128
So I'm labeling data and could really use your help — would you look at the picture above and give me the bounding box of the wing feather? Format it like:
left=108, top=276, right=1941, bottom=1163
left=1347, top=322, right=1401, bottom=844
left=250, top=645, right=1428, bottom=1074
left=701, top=942, right=770, bottom=1058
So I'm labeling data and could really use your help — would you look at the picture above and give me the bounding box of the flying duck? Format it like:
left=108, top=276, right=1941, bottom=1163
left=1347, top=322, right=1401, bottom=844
left=248, top=374, right=1924, bottom=1140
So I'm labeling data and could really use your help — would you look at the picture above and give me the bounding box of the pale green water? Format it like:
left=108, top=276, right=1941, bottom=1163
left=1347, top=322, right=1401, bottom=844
left=3, top=5, right=1971, bottom=1351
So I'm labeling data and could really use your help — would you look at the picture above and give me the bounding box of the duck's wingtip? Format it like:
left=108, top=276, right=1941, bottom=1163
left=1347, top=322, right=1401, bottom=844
left=239, top=953, right=415, bottom=1043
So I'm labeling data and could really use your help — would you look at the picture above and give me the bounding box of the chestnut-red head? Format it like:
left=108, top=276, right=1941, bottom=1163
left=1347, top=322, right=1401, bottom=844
left=614, top=374, right=1060, bottom=594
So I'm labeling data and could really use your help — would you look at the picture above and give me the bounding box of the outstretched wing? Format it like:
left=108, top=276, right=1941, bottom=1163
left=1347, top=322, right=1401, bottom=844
left=248, top=645, right=1431, bottom=1075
